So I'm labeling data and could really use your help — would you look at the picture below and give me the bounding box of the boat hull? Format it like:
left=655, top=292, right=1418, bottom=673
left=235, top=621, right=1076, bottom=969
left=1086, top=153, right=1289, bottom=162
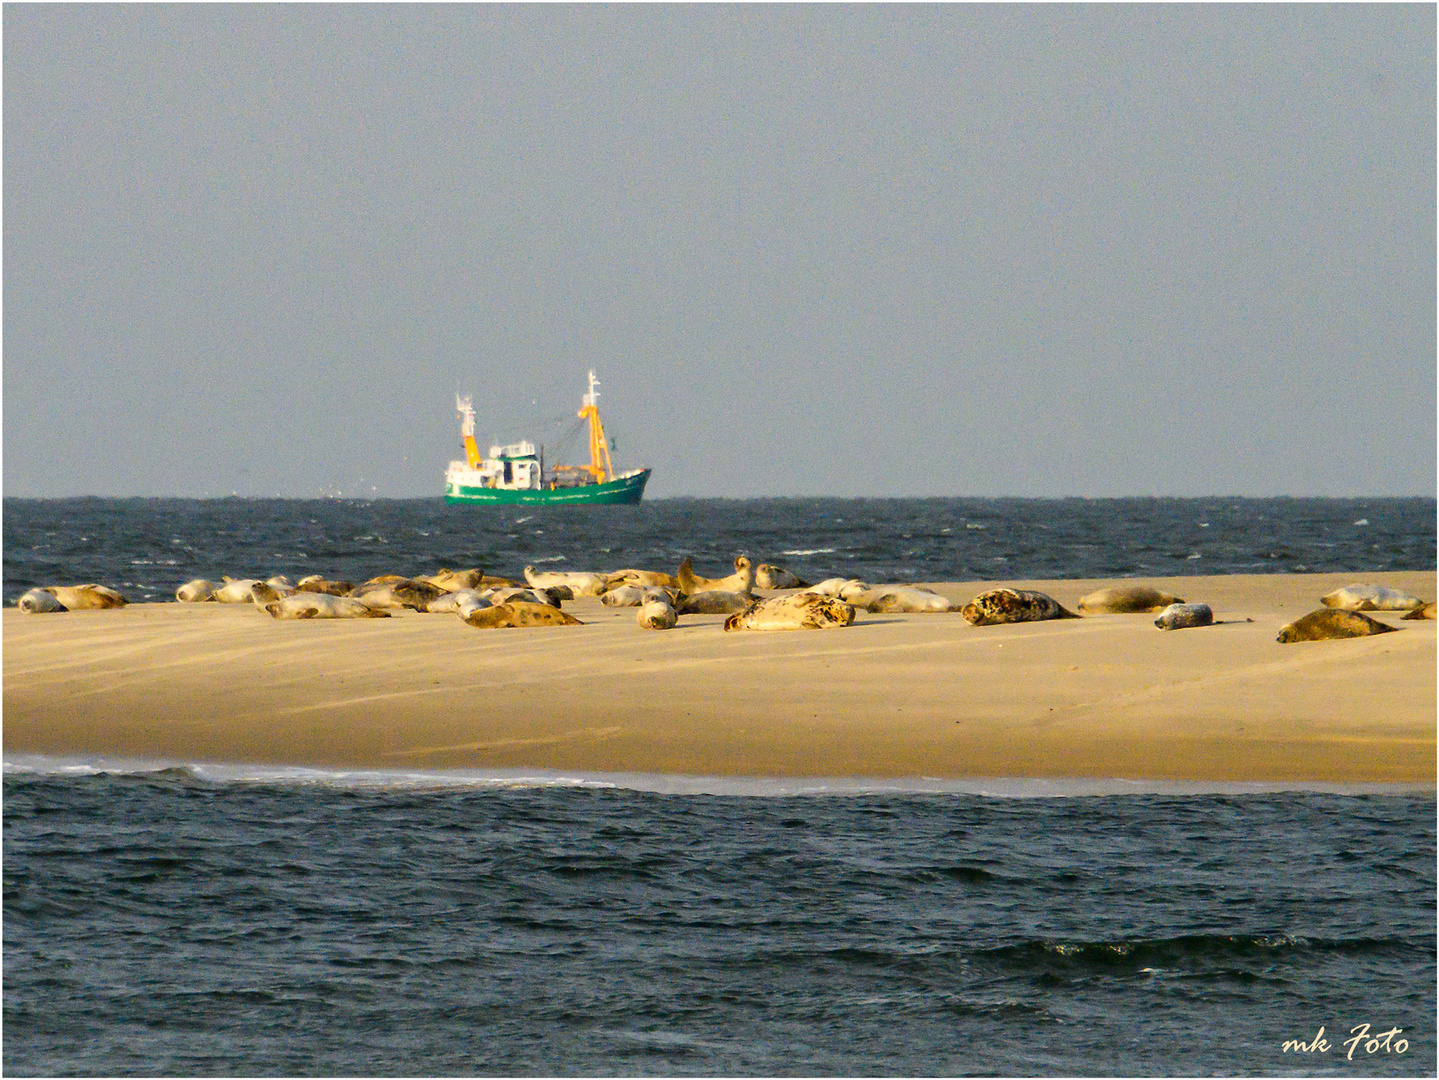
left=444, top=469, right=650, bottom=506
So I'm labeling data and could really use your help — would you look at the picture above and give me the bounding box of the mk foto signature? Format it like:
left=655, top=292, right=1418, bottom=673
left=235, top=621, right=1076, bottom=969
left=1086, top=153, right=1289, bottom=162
left=1282, top=1024, right=1409, bottom=1059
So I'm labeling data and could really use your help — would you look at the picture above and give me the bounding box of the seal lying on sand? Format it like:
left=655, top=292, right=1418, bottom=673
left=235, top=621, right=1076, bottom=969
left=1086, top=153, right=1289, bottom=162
left=265, top=593, right=392, bottom=619
left=754, top=563, right=811, bottom=590
left=348, top=580, right=446, bottom=611
left=424, top=589, right=491, bottom=616
left=524, top=567, right=607, bottom=597
left=419, top=568, right=485, bottom=592
left=1077, top=585, right=1184, bottom=614
left=1154, top=603, right=1214, bottom=630
left=1277, top=609, right=1400, bottom=643
left=1320, top=584, right=1426, bottom=612
left=677, top=590, right=753, bottom=615
left=463, top=601, right=583, bottom=628
left=1403, top=602, right=1437, bottom=621
left=176, top=579, right=218, bottom=603
left=637, top=598, right=678, bottom=630
left=961, top=589, right=1078, bottom=626
left=214, top=578, right=263, bottom=603
left=605, top=568, right=681, bottom=589
left=40, top=584, right=128, bottom=610
left=858, top=586, right=955, bottom=613
left=295, top=576, right=356, bottom=596
left=483, top=586, right=563, bottom=608
left=809, top=578, right=868, bottom=599
left=723, top=593, right=855, bottom=632
left=18, top=588, right=67, bottom=613
left=678, top=556, right=755, bottom=595
left=602, top=585, right=674, bottom=607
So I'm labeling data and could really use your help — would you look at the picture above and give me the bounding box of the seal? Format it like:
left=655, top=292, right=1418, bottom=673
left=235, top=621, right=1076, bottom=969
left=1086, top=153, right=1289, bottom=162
left=348, top=579, right=446, bottom=611
left=723, top=593, right=856, bottom=631
left=1077, top=585, right=1185, bottom=614
left=41, top=584, right=128, bottom=610
left=265, top=593, right=392, bottom=619
left=601, top=585, right=649, bottom=607
left=1403, top=602, right=1437, bottom=621
left=960, top=588, right=1078, bottom=626
left=18, top=588, right=67, bottom=613
left=483, top=586, right=563, bottom=608
left=524, top=567, right=607, bottom=597
left=857, top=586, right=955, bottom=613
left=605, top=568, right=681, bottom=590
left=1320, top=584, right=1426, bottom=612
left=214, top=578, right=264, bottom=604
left=754, top=563, right=811, bottom=590
left=1154, top=603, right=1214, bottom=630
left=424, top=589, right=491, bottom=616
left=176, top=579, right=218, bottom=603
left=676, top=590, right=754, bottom=615
left=294, top=576, right=356, bottom=596
left=420, top=568, right=485, bottom=593
left=809, top=578, right=868, bottom=598
left=677, top=556, right=755, bottom=596
left=1277, top=608, right=1400, bottom=643
left=248, top=581, right=292, bottom=605
left=463, top=601, right=584, bottom=628
left=636, top=598, right=678, bottom=630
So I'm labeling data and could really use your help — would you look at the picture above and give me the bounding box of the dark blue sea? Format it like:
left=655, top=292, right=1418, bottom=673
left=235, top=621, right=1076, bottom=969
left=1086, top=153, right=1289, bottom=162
left=3, top=497, right=1436, bottom=1076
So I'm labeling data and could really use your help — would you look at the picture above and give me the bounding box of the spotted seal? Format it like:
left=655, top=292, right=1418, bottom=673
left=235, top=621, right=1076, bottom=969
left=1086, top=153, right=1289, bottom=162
left=858, top=586, right=955, bottom=613
left=1277, top=608, right=1400, bottom=643
left=1077, top=585, right=1185, bottom=615
left=960, top=588, right=1078, bottom=626
left=1154, top=603, right=1214, bottom=630
left=294, top=576, right=356, bottom=596
left=463, top=601, right=584, bottom=628
left=419, top=568, right=485, bottom=593
left=1320, top=584, right=1426, bottom=612
left=723, top=593, right=855, bottom=632
left=348, top=579, right=446, bottom=611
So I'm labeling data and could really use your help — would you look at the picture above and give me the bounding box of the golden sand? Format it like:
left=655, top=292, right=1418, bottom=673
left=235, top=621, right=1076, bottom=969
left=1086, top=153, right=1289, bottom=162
left=4, top=572, right=1434, bottom=783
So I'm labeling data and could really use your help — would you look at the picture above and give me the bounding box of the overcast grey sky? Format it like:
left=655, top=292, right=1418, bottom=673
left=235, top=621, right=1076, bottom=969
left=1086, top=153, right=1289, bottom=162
left=4, top=4, right=1434, bottom=498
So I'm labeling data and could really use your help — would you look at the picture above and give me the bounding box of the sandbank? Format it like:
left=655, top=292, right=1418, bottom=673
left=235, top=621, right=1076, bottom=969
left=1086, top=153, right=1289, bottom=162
left=4, top=573, right=1434, bottom=785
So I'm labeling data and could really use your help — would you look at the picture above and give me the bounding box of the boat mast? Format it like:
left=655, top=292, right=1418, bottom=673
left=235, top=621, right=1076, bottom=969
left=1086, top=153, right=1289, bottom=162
left=576, top=370, right=614, bottom=483
left=456, top=394, right=483, bottom=468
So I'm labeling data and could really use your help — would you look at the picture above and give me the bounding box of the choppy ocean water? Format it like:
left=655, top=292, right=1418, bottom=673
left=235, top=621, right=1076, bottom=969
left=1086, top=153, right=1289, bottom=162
left=4, top=496, right=1435, bottom=1075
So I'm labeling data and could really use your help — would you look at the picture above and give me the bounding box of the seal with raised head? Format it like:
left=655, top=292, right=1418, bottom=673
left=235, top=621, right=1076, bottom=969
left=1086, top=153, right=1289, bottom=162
left=636, top=599, right=678, bottom=630
left=1077, top=585, right=1185, bottom=615
left=463, top=601, right=584, bottom=628
left=41, top=584, right=128, bottom=610
left=265, top=593, right=392, bottom=619
left=1154, top=603, right=1214, bottom=630
left=176, top=579, right=218, bottom=603
left=1320, top=584, right=1426, bottom=612
left=18, top=588, right=67, bottom=613
left=1277, top=608, right=1400, bottom=643
left=723, top=593, right=855, bottom=631
left=677, top=556, right=755, bottom=596
left=961, top=588, right=1078, bottom=626
left=419, top=568, right=485, bottom=593
left=754, top=563, right=811, bottom=590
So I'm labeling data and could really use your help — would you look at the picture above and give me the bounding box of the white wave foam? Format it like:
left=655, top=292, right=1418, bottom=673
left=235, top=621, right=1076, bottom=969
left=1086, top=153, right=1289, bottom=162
left=780, top=548, right=835, bottom=557
left=4, top=755, right=1429, bottom=799
left=530, top=555, right=567, bottom=564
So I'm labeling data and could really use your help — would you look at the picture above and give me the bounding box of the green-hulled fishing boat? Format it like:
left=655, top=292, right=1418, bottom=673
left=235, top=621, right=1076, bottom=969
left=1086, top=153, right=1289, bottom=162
left=443, top=371, right=650, bottom=505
